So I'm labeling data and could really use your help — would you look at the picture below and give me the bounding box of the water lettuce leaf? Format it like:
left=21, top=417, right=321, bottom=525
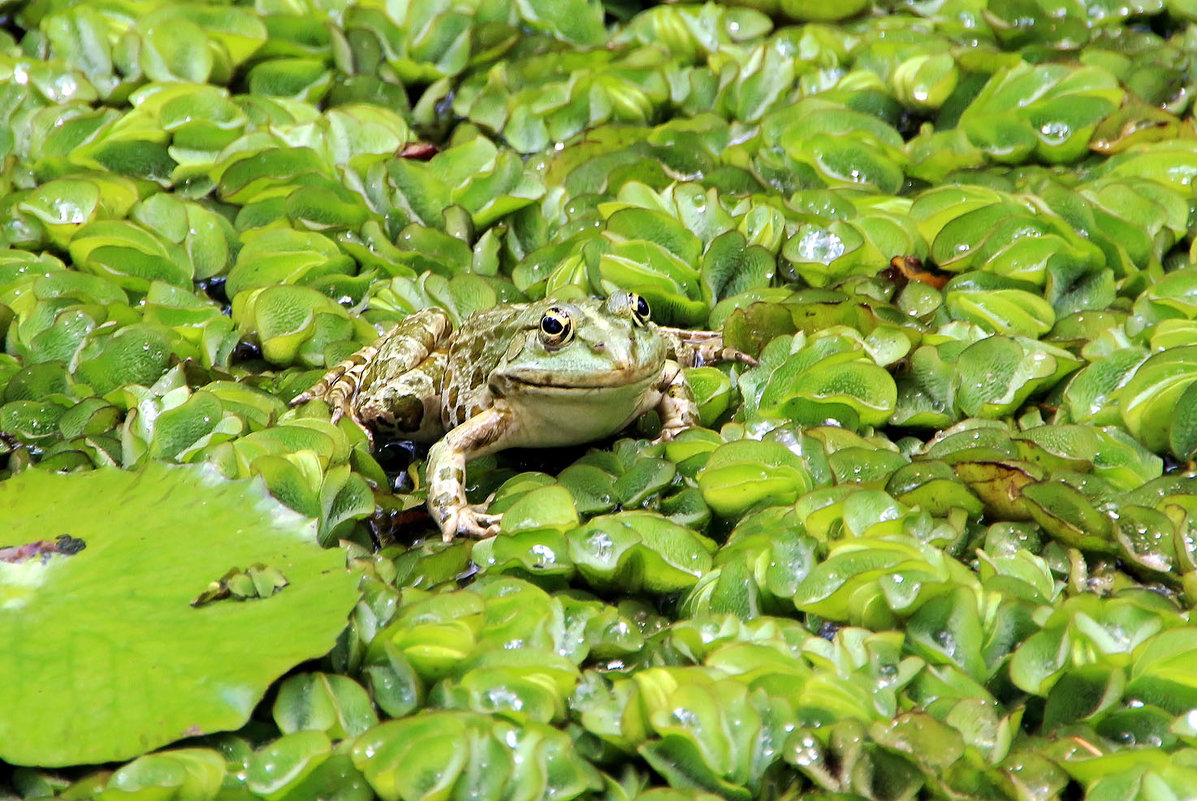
left=0, top=462, right=360, bottom=766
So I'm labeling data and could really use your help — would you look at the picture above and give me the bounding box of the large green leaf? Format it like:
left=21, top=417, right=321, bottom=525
left=0, top=463, right=360, bottom=767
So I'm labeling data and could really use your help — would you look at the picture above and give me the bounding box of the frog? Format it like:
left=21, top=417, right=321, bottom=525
left=291, top=291, right=752, bottom=541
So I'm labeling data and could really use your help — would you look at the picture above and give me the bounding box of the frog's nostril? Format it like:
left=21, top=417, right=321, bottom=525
left=594, top=341, right=606, bottom=351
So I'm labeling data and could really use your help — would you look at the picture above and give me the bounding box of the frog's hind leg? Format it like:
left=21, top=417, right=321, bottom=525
left=358, top=349, right=448, bottom=443
left=657, top=326, right=758, bottom=369
left=290, top=307, right=452, bottom=441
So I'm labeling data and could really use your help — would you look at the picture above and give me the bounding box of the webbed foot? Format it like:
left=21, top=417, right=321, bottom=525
left=291, top=389, right=375, bottom=446
left=426, top=409, right=512, bottom=542
left=657, top=327, right=759, bottom=368
left=653, top=421, right=690, bottom=445
left=290, top=360, right=376, bottom=445
left=441, top=504, right=501, bottom=542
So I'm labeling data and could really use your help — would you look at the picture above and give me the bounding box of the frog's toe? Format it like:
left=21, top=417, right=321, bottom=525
left=443, top=506, right=501, bottom=542
left=720, top=347, right=758, bottom=367
left=653, top=425, right=687, bottom=445
left=694, top=343, right=757, bottom=368
left=325, top=405, right=374, bottom=446
left=351, top=418, right=376, bottom=447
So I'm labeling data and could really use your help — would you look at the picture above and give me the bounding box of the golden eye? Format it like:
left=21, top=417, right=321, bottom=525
left=539, top=307, right=573, bottom=347
left=630, top=292, right=651, bottom=326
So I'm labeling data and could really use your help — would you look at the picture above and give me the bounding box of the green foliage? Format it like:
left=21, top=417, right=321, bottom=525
left=5, top=0, right=1197, bottom=797
left=0, top=463, right=360, bottom=766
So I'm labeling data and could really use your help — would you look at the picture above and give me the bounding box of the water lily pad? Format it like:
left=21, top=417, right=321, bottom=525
left=0, top=463, right=360, bottom=767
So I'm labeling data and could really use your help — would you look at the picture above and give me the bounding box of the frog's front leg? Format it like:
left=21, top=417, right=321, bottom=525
left=653, top=360, right=701, bottom=443
left=426, top=407, right=518, bottom=541
left=657, top=326, right=758, bottom=369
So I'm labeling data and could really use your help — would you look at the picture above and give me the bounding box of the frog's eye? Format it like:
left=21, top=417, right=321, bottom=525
left=630, top=292, right=651, bottom=326
left=539, top=307, right=574, bottom=348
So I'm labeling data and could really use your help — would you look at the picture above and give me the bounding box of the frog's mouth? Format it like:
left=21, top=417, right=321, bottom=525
left=493, top=362, right=660, bottom=393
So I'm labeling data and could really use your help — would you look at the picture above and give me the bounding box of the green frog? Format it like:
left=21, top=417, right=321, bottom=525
left=291, top=291, right=750, bottom=541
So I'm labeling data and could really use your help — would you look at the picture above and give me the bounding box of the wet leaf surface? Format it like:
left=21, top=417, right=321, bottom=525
left=5, top=0, right=1197, bottom=795
left=0, top=463, right=359, bottom=766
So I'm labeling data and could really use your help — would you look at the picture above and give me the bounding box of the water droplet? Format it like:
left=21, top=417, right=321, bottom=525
left=788, top=733, right=820, bottom=767
left=50, top=198, right=87, bottom=225
left=587, top=531, right=613, bottom=560
left=47, top=73, right=78, bottom=101
left=485, top=687, right=523, bottom=710
left=530, top=543, right=557, bottom=566
left=1039, top=121, right=1071, bottom=143
left=793, top=227, right=845, bottom=265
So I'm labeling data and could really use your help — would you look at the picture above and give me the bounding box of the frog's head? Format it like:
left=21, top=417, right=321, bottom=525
left=488, top=291, right=668, bottom=398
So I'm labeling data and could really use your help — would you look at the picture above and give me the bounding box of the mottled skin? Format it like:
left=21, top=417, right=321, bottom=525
left=292, top=291, right=752, bottom=541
